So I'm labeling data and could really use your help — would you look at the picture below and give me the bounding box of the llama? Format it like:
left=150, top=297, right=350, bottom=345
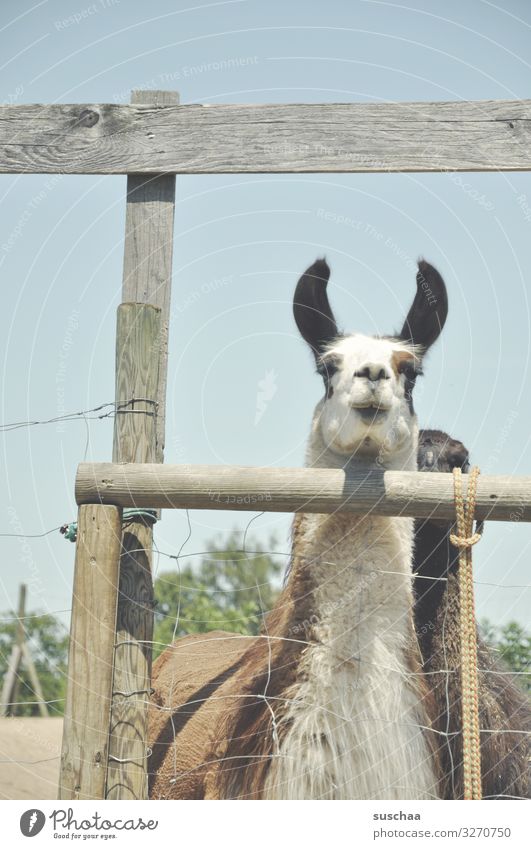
left=415, top=429, right=530, bottom=799
left=149, top=257, right=449, bottom=799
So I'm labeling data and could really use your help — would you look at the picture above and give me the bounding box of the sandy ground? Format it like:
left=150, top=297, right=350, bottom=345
left=0, top=717, right=62, bottom=800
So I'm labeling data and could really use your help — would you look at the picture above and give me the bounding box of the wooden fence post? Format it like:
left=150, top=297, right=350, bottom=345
left=1, top=583, right=49, bottom=718
left=105, top=88, right=177, bottom=797
left=58, top=504, right=122, bottom=799
left=0, top=584, right=26, bottom=716
left=105, top=302, right=162, bottom=800
left=120, top=89, right=178, bottom=462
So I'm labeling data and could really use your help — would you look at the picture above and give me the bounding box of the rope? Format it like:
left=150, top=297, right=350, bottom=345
left=60, top=509, right=158, bottom=543
left=449, top=466, right=484, bottom=801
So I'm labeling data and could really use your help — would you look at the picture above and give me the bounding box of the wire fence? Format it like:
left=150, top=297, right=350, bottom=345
left=0, top=399, right=529, bottom=800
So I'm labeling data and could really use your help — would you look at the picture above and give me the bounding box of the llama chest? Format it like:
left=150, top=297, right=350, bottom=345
left=264, top=639, right=439, bottom=800
left=263, top=514, right=440, bottom=800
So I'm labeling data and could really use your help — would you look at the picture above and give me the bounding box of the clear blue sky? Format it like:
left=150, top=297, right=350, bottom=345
left=1, top=0, right=530, bottom=631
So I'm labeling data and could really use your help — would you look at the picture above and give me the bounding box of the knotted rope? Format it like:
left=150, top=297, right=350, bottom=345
left=449, top=466, right=483, bottom=800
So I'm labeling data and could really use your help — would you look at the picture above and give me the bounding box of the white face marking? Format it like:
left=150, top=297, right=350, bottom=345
left=317, top=334, right=420, bottom=458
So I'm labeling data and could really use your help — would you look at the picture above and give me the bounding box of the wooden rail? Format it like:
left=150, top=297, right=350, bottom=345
left=1, top=99, right=530, bottom=174
left=76, top=463, right=531, bottom=523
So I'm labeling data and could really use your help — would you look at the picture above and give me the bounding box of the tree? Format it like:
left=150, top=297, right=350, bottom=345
left=1, top=559, right=527, bottom=718
left=153, top=531, right=283, bottom=659
left=480, top=619, right=531, bottom=692
left=0, top=613, right=68, bottom=716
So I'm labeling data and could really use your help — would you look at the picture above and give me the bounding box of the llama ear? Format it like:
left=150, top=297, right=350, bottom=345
left=399, top=260, right=448, bottom=352
left=293, top=259, right=338, bottom=360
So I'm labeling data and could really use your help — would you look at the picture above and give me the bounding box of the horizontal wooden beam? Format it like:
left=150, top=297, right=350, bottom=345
left=75, top=463, right=531, bottom=522
left=1, top=99, right=530, bottom=174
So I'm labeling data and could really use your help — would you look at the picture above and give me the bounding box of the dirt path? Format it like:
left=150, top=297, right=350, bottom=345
left=0, top=717, right=62, bottom=800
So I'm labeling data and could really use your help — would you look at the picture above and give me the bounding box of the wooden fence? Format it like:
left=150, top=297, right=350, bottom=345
left=76, top=462, right=531, bottom=522
left=1, top=90, right=529, bottom=800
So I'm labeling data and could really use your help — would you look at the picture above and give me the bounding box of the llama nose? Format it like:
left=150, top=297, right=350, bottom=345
left=353, top=364, right=390, bottom=382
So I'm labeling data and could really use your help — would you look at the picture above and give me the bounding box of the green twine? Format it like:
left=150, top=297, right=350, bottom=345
left=61, top=508, right=158, bottom=543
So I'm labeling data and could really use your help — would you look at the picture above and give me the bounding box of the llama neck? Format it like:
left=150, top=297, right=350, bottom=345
left=263, top=417, right=439, bottom=800
left=413, top=520, right=459, bottom=662
left=287, top=500, right=417, bottom=667
left=294, top=412, right=419, bottom=656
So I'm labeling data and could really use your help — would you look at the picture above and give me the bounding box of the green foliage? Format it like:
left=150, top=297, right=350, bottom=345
left=480, top=619, right=531, bottom=692
left=0, top=612, right=68, bottom=716
left=153, top=531, right=283, bottom=659
left=1, top=563, right=527, bottom=721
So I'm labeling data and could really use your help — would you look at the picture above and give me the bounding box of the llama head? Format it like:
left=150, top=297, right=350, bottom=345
left=293, top=258, right=448, bottom=463
left=418, top=429, right=469, bottom=473
left=417, top=429, right=469, bottom=531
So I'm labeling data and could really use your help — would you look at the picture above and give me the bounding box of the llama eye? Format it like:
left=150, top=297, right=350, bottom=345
left=316, top=357, right=339, bottom=400
left=398, top=360, right=422, bottom=382
left=399, top=362, right=422, bottom=402
left=402, top=364, right=417, bottom=382
left=316, top=357, right=339, bottom=382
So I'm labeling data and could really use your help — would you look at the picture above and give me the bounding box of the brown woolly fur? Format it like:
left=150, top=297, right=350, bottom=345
left=149, top=257, right=450, bottom=800
left=148, top=510, right=443, bottom=799
left=415, top=429, right=530, bottom=799
left=148, top=260, right=527, bottom=801
left=391, top=349, right=416, bottom=377
left=149, top=514, right=317, bottom=799
left=148, top=432, right=530, bottom=800
left=149, top=630, right=252, bottom=798
left=217, top=512, right=316, bottom=798
left=149, top=260, right=521, bottom=800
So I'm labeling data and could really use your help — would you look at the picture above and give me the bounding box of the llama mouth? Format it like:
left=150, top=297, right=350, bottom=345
left=352, top=405, right=390, bottom=421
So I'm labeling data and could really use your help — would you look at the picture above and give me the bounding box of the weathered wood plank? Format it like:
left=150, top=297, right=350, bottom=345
left=112, top=303, right=161, bottom=463
left=105, top=520, right=154, bottom=800
left=1, top=100, right=530, bottom=173
left=76, top=463, right=531, bottom=523
left=121, top=90, right=177, bottom=461
left=107, top=301, right=162, bottom=801
left=107, top=90, right=177, bottom=801
left=58, top=504, right=122, bottom=800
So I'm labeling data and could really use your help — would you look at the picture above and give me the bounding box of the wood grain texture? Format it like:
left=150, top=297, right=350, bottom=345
left=112, top=303, right=161, bottom=464
left=76, top=463, right=531, bottom=522
left=58, top=504, right=122, bottom=800
left=121, top=90, right=177, bottom=462
left=105, top=522, right=154, bottom=800
left=1, top=100, right=530, bottom=173
left=107, top=91, right=177, bottom=799
left=108, top=300, right=162, bottom=800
